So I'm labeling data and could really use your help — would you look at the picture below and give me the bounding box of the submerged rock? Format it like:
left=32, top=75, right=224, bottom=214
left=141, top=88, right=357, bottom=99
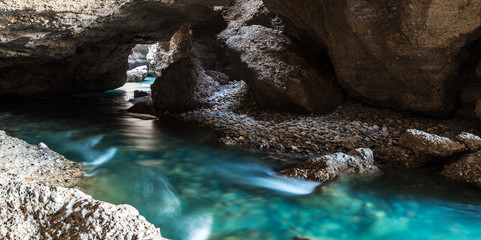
left=374, top=146, right=432, bottom=168
left=151, top=58, right=219, bottom=114
left=263, top=0, right=481, bottom=115
left=281, top=148, right=380, bottom=182
left=442, top=151, right=481, bottom=188
left=399, top=129, right=466, bottom=157
left=127, top=66, right=148, bottom=82
left=456, top=132, right=481, bottom=152
left=205, top=70, right=230, bottom=85
left=134, top=90, right=149, bottom=98
left=225, top=25, right=343, bottom=114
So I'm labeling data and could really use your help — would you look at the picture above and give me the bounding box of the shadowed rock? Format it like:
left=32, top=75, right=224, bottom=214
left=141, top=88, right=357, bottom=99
left=225, top=25, right=343, bottom=114
left=374, top=146, right=432, bottom=168
left=442, top=151, right=481, bottom=188
left=399, top=129, right=466, bottom=157
left=0, top=0, right=230, bottom=94
left=456, top=132, right=481, bottom=152
left=263, top=0, right=481, bottom=115
left=281, top=148, right=380, bottom=182
left=151, top=58, right=219, bottom=114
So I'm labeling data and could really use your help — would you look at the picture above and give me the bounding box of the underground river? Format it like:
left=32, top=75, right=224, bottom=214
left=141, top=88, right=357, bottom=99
left=1, top=80, right=481, bottom=240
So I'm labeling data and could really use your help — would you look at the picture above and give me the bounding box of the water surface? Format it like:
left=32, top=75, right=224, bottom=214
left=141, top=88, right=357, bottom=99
left=1, top=81, right=481, bottom=240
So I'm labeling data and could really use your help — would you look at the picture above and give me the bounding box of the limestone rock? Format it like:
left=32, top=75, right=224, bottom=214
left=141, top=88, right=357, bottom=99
left=151, top=58, right=219, bottom=114
left=0, top=179, right=165, bottom=240
left=128, top=44, right=151, bottom=70
left=0, top=130, right=164, bottom=239
left=148, top=26, right=193, bottom=77
left=225, top=25, right=343, bottom=114
left=0, top=0, right=230, bottom=94
left=263, top=0, right=481, bottom=115
left=127, top=66, right=148, bottom=82
left=281, top=148, right=381, bottom=182
left=205, top=70, right=230, bottom=85
left=374, top=146, right=432, bottom=168
left=456, top=132, right=481, bottom=152
left=442, top=151, right=481, bottom=188
left=399, top=129, right=466, bottom=157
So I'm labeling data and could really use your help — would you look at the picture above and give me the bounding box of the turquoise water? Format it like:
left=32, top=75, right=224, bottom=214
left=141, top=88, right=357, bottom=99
left=1, top=81, right=481, bottom=240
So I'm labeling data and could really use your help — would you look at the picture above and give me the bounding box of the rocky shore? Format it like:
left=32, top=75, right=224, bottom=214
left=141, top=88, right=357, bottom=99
left=135, top=79, right=481, bottom=187
left=0, top=130, right=165, bottom=239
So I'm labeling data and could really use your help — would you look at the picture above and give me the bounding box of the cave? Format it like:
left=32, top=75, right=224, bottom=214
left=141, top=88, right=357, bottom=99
left=2, top=0, right=481, bottom=239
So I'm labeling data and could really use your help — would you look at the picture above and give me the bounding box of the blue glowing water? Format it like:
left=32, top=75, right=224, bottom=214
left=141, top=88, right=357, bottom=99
left=1, top=81, right=481, bottom=240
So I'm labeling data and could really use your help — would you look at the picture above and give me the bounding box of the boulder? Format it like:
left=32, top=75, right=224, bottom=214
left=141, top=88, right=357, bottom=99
left=263, top=0, right=481, bottom=115
left=0, top=0, right=230, bottom=94
left=442, top=151, right=481, bottom=188
left=126, top=66, right=148, bottom=82
left=147, top=26, right=193, bottom=77
left=281, top=148, right=381, bottom=182
left=133, top=90, right=149, bottom=98
left=456, top=132, right=481, bottom=152
left=374, top=146, right=432, bottom=168
left=151, top=58, right=219, bottom=114
left=225, top=25, right=343, bottom=114
left=399, top=129, right=466, bottom=157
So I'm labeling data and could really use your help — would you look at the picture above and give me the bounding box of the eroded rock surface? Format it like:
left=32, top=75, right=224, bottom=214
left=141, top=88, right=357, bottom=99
left=399, top=129, right=466, bottom=157
left=442, top=151, right=481, bottom=188
left=0, top=0, right=230, bottom=94
left=263, top=0, right=481, bottom=115
left=374, top=146, right=432, bottom=168
left=225, top=25, right=343, bottom=113
left=151, top=57, right=219, bottom=113
left=0, top=130, right=164, bottom=239
left=456, top=132, right=481, bottom=152
left=127, top=66, right=148, bottom=82
left=281, top=148, right=380, bottom=182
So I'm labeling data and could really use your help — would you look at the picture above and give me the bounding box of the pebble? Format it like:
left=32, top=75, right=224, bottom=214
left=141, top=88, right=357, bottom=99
left=170, top=81, right=480, bottom=155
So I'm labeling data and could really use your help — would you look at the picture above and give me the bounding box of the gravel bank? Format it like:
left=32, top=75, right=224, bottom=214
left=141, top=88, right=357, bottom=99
left=167, top=81, right=480, bottom=158
left=0, top=130, right=165, bottom=239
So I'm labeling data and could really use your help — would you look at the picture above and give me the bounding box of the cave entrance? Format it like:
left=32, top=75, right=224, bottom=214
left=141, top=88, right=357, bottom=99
left=127, top=44, right=157, bottom=83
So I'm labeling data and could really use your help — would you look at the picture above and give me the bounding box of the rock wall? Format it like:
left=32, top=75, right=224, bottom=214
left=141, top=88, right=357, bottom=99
left=263, top=0, right=481, bottom=115
left=0, top=0, right=230, bottom=94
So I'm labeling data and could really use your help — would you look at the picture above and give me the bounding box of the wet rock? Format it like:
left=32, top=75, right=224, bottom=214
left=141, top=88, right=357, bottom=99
left=442, top=151, right=481, bottom=188
left=263, top=0, right=481, bottom=115
left=151, top=58, right=219, bottom=114
left=456, top=132, right=481, bottom=152
left=134, top=90, right=149, bottom=98
left=0, top=0, right=230, bottom=94
left=127, top=66, right=148, bottom=82
left=205, top=70, right=230, bottom=84
left=281, top=148, right=381, bottom=182
left=374, top=146, right=432, bottom=168
left=399, top=129, right=466, bottom=157
left=128, top=100, right=154, bottom=115
left=225, top=25, right=343, bottom=114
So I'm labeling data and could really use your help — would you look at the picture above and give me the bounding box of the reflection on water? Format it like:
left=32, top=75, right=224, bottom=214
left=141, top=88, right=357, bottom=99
left=1, top=80, right=481, bottom=240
